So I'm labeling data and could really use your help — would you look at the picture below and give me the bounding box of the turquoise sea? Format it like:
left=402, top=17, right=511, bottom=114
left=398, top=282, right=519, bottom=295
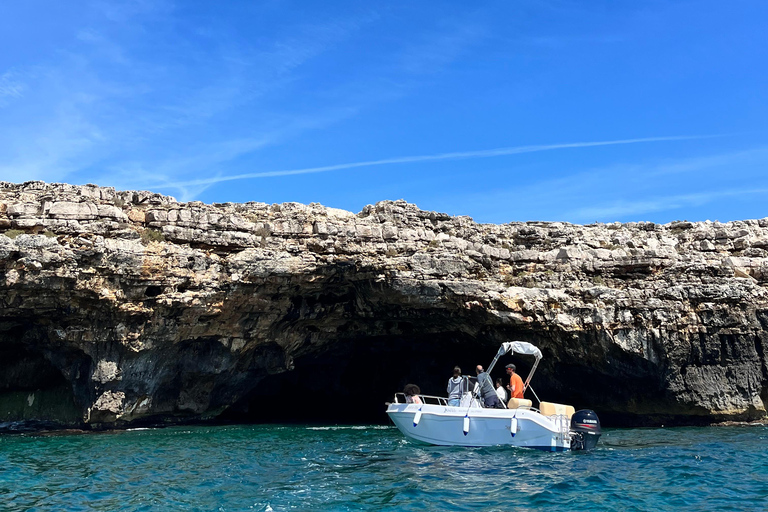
left=1, top=423, right=767, bottom=511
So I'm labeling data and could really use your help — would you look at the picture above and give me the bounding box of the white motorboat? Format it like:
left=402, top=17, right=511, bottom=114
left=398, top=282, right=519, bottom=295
left=386, top=341, right=601, bottom=451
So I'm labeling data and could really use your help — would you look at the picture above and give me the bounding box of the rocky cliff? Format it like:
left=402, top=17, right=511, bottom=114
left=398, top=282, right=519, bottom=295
left=1, top=181, right=767, bottom=430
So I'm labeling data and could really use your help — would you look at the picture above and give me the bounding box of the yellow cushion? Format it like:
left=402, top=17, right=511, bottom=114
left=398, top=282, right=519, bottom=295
left=507, top=398, right=532, bottom=409
left=540, top=401, right=575, bottom=418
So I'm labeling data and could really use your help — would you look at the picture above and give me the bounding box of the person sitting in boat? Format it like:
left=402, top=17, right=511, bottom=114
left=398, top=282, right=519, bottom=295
left=495, top=378, right=508, bottom=404
left=404, top=383, right=423, bottom=404
left=475, top=365, right=502, bottom=408
left=506, top=363, right=525, bottom=399
left=446, top=366, right=462, bottom=406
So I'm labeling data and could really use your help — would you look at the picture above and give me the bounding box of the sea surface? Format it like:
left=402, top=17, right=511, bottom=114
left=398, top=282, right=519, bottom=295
left=1, top=423, right=766, bottom=511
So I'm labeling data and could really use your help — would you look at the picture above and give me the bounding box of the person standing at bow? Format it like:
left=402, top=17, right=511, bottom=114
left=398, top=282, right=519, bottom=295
left=447, top=366, right=462, bottom=406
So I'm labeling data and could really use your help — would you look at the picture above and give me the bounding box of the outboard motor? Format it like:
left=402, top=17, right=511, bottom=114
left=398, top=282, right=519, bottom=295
left=570, top=409, right=601, bottom=451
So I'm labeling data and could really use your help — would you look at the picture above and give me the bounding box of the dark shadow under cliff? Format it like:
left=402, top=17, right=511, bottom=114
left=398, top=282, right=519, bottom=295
left=218, top=330, right=697, bottom=428
left=219, top=333, right=490, bottom=424
left=0, top=330, right=83, bottom=430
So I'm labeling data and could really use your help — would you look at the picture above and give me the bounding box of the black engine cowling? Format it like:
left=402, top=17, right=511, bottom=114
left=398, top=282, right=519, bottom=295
left=570, top=409, right=601, bottom=451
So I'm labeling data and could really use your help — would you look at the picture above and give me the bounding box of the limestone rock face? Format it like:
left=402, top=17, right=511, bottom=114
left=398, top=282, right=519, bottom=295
left=1, top=181, right=767, bottom=429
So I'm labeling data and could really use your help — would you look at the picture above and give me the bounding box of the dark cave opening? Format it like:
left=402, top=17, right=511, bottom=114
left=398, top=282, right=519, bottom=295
left=0, top=339, right=82, bottom=428
left=217, top=329, right=693, bottom=428
left=221, top=333, right=554, bottom=425
left=0, top=343, right=65, bottom=390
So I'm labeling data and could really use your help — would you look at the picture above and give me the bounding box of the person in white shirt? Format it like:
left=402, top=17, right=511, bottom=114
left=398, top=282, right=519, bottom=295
left=495, top=378, right=508, bottom=404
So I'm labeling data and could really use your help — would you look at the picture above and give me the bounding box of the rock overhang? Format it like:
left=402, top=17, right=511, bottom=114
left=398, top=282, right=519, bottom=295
left=0, top=181, right=767, bottom=430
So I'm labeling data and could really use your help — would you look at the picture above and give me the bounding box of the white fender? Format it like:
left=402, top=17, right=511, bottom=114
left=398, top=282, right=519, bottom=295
left=510, top=417, right=518, bottom=437
left=413, top=407, right=423, bottom=427
left=463, top=414, right=470, bottom=435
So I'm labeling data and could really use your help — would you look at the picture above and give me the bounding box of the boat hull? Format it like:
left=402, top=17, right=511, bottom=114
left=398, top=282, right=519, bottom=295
left=386, top=403, right=572, bottom=451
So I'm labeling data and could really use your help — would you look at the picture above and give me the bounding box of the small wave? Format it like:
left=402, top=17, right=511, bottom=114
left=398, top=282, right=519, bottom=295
left=306, top=425, right=393, bottom=431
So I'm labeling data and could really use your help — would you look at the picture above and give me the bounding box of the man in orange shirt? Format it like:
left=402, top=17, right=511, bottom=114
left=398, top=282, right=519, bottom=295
left=506, top=364, right=525, bottom=399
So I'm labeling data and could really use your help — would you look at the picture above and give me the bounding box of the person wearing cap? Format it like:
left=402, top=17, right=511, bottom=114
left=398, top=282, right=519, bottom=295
left=506, top=363, right=525, bottom=399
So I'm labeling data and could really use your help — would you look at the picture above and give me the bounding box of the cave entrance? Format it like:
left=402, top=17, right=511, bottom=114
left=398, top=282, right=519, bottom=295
left=222, top=333, right=505, bottom=425
left=0, top=340, right=82, bottom=429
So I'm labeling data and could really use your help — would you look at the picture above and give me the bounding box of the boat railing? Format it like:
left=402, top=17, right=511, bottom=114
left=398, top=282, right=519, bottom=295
left=552, top=414, right=571, bottom=438
left=393, top=393, right=449, bottom=406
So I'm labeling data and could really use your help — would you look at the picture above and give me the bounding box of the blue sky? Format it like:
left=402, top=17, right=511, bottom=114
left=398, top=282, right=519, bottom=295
left=1, top=1, right=767, bottom=224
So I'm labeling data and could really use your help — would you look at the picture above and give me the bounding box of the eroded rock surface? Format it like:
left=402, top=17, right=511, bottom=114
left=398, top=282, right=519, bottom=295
left=1, top=181, right=767, bottom=429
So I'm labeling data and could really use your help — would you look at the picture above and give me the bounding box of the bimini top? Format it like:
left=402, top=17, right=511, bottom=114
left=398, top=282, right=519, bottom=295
left=496, top=341, right=543, bottom=360
left=485, top=341, right=543, bottom=377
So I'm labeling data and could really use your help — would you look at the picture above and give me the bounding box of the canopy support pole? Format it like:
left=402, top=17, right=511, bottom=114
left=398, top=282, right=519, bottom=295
left=485, top=352, right=503, bottom=376
left=523, top=358, right=541, bottom=393
left=527, top=385, right=542, bottom=406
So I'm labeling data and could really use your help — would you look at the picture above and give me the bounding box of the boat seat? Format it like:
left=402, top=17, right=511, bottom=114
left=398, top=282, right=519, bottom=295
left=507, top=398, right=532, bottom=409
left=539, top=401, right=575, bottom=419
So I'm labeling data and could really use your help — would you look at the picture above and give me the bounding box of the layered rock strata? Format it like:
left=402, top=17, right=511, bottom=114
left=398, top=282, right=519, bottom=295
left=1, top=181, right=767, bottom=429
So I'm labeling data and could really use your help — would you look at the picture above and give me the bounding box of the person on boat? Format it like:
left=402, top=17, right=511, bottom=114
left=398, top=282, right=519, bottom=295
left=475, top=365, right=502, bottom=408
left=506, top=363, right=525, bottom=399
left=495, top=378, right=508, bottom=404
left=404, top=383, right=423, bottom=404
left=446, top=366, right=462, bottom=406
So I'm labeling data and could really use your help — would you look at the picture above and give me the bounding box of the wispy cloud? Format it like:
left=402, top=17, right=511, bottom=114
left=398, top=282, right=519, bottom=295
left=523, top=34, right=627, bottom=48
left=400, top=22, right=487, bottom=74
left=104, top=136, right=276, bottom=201
left=0, top=8, right=377, bottom=191
left=0, top=6, right=511, bottom=199
left=160, top=135, right=717, bottom=189
left=443, top=146, right=768, bottom=224
left=76, top=28, right=131, bottom=65
left=0, top=71, right=26, bottom=107
left=92, top=0, right=174, bottom=23
left=571, top=187, right=768, bottom=222
left=645, top=147, right=768, bottom=177
left=100, top=104, right=362, bottom=200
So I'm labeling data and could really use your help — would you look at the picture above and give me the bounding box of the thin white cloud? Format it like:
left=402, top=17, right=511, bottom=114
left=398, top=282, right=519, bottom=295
left=162, top=135, right=717, bottom=188
left=104, top=136, right=276, bottom=201
left=100, top=104, right=363, bottom=200
left=647, top=147, right=768, bottom=177
left=0, top=71, right=26, bottom=107
left=76, top=29, right=131, bottom=66
left=442, top=145, right=768, bottom=224
left=92, top=0, right=174, bottom=23
left=570, top=188, right=768, bottom=222
left=0, top=92, right=105, bottom=184
left=400, top=22, right=486, bottom=74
